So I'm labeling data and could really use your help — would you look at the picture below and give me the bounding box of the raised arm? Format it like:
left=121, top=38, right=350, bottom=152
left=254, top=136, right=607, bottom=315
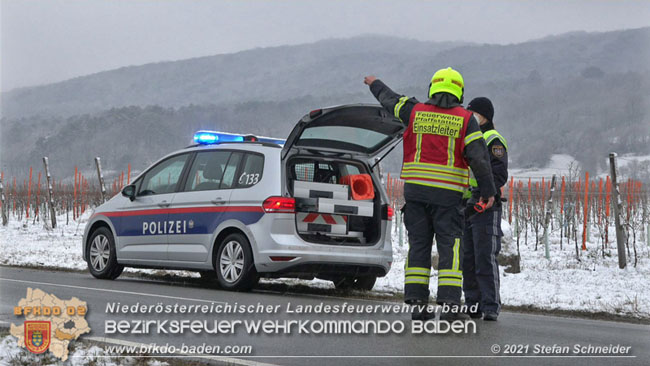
left=365, top=76, right=419, bottom=125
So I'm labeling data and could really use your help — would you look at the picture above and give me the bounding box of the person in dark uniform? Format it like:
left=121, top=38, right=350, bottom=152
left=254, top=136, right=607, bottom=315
left=462, top=97, right=508, bottom=321
left=364, top=68, right=496, bottom=321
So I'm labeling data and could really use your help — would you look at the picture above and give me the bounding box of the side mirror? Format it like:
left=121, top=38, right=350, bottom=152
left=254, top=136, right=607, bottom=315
left=122, top=184, right=137, bottom=201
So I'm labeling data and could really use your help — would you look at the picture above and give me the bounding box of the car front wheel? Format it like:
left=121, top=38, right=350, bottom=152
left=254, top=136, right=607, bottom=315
left=215, top=233, right=258, bottom=291
left=87, top=227, right=123, bottom=280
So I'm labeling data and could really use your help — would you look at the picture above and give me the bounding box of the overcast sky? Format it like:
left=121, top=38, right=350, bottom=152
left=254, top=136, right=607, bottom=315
left=1, top=0, right=649, bottom=92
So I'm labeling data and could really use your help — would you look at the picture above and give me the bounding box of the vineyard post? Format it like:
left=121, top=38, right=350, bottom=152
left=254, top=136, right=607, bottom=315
left=43, top=157, right=57, bottom=229
left=605, top=176, right=611, bottom=248
left=542, top=175, right=557, bottom=260
left=27, top=167, right=33, bottom=219
left=609, top=153, right=626, bottom=269
left=560, top=176, right=568, bottom=246
left=95, top=157, right=107, bottom=203
left=508, top=177, right=514, bottom=224
left=581, top=172, right=589, bottom=251
left=36, top=172, right=41, bottom=219
left=73, top=166, right=78, bottom=220
left=397, top=209, right=404, bottom=247
left=0, top=177, right=7, bottom=226
left=513, top=181, right=519, bottom=234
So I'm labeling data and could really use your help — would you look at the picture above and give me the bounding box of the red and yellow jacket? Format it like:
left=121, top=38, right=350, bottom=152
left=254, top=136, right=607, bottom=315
left=369, top=79, right=496, bottom=204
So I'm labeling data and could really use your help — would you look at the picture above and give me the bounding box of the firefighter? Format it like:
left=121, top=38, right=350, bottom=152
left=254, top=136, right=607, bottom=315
left=462, top=97, right=508, bottom=321
left=364, top=68, right=496, bottom=321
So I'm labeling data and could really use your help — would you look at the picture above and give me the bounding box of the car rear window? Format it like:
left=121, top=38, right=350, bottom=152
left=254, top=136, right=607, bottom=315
left=237, top=153, right=264, bottom=188
left=296, top=126, right=390, bottom=153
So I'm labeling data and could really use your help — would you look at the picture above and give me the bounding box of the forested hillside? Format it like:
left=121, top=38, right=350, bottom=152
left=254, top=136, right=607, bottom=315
left=1, top=28, right=649, bottom=177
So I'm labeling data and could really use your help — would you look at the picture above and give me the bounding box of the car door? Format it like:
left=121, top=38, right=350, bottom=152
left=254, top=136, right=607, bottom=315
left=116, top=153, right=190, bottom=262
left=227, top=151, right=267, bottom=220
left=167, top=150, right=244, bottom=263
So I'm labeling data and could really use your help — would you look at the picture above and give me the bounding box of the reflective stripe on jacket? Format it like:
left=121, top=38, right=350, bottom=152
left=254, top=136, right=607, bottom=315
left=400, top=103, right=475, bottom=193
left=463, top=129, right=508, bottom=198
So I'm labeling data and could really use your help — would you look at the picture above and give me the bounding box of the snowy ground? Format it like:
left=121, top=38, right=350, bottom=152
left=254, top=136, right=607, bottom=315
left=0, top=333, right=167, bottom=366
left=387, top=217, right=650, bottom=319
left=510, top=154, right=580, bottom=180
left=1, top=211, right=649, bottom=319
left=0, top=210, right=201, bottom=278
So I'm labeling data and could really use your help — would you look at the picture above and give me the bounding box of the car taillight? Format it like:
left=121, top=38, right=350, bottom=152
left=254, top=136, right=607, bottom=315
left=387, top=205, right=394, bottom=220
left=263, top=196, right=295, bottom=213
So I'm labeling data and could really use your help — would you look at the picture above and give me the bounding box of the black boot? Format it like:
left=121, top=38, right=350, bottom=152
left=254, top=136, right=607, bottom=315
left=483, top=312, right=498, bottom=321
left=463, top=303, right=483, bottom=319
left=410, top=302, right=436, bottom=321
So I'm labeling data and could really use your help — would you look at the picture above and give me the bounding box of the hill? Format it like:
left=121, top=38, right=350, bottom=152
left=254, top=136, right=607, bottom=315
left=1, top=28, right=649, bottom=177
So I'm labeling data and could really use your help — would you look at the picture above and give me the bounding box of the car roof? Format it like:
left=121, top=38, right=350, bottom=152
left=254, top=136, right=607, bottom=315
left=185, top=141, right=282, bottom=152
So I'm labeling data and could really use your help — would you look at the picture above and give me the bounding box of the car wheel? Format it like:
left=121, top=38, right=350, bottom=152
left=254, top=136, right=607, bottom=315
left=87, top=227, right=124, bottom=280
left=215, top=233, right=258, bottom=291
left=333, top=276, right=377, bottom=291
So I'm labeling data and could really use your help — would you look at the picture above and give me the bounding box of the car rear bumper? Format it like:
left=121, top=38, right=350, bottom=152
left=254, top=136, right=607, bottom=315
left=249, top=214, right=393, bottom=276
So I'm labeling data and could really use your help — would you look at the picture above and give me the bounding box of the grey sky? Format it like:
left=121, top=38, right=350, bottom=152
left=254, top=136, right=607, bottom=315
left=2, top=0, right=649, bottom=92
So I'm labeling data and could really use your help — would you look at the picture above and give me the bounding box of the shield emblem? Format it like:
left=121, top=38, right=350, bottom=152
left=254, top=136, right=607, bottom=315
left=25, top=321, right=51, bottom=354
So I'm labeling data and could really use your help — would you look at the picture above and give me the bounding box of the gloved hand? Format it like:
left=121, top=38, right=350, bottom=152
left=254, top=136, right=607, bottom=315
left=481, top=196, right=495, bottom=210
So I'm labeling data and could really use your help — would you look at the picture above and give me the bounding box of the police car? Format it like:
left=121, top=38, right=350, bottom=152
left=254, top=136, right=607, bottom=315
left=83, top=105, right=404, bottom=291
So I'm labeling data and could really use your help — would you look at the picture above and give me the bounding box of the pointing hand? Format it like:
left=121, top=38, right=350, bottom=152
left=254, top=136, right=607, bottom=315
left=364, top=76, right=377, bottom=86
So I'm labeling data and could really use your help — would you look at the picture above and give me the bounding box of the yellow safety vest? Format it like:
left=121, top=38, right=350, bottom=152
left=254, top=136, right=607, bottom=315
left=462, top=129, right=508, bottom=199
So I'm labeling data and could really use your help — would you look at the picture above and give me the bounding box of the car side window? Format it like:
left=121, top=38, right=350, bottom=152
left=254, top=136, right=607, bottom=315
left=184, top=151, right=231, bottom=192
left=237, top=153, right=264, bottom=188
left=220, top=152, right=243, bottom=189
left=138, top=154, right=189, bottom=196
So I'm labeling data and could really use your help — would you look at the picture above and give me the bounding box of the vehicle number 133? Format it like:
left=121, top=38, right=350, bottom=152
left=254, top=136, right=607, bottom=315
left=239, top=172, right=260, bottom=185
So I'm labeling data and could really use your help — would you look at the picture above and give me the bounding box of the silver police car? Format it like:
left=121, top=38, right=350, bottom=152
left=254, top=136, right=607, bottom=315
left=83, top=105, right=404, bottom=291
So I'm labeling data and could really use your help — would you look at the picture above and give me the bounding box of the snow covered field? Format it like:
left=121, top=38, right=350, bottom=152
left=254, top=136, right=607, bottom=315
left=0, top=333, right=167, bottom=366
left=1, top=211, right=649, bottom=319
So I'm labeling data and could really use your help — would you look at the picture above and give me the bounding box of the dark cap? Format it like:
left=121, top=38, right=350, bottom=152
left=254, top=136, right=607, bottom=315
left=467, top=97, right=494, bottom=122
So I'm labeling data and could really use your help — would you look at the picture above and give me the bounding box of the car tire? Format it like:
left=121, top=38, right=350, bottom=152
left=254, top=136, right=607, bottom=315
left=333, top=276, right=377, bottom=291
left=215, top=233, right=258, bottom=291
left=87, top=227, right=124, bottom=280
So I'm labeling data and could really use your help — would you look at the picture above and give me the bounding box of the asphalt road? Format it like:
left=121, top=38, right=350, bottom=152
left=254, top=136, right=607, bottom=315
left=0, top=266, right=648, bottom=366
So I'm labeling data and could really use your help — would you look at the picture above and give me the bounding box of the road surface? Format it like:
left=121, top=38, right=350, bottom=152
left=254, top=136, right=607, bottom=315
left=0, top=266, right=647, bottom=366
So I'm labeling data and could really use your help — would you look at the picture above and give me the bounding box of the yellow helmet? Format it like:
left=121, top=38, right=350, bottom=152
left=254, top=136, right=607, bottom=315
left=428, top=67, right=464, bottom=101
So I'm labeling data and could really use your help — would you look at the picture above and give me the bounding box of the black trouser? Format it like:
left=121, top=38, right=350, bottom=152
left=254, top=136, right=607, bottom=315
left=403, top=200, right=463, bottom=305
left=463, top=208, right=503, bottom=314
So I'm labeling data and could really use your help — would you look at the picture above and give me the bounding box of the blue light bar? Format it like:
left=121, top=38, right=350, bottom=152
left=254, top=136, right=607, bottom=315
left=193, top=130, right=244, bottom=144
left=193, top=130, right=285, bottom=145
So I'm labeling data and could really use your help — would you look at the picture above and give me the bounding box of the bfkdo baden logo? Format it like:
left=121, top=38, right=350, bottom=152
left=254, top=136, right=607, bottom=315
left=11, top=288, right=91, bottom=361
left=24, top=321, right=51, bottom=354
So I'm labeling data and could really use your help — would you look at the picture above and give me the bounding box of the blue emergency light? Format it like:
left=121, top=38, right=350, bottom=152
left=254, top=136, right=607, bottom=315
left=193, top=130, right=285, bottom=145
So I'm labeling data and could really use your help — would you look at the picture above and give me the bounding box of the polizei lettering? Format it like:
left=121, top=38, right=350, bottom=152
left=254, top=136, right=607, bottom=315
left=142, top=220, right=188, bottom=235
